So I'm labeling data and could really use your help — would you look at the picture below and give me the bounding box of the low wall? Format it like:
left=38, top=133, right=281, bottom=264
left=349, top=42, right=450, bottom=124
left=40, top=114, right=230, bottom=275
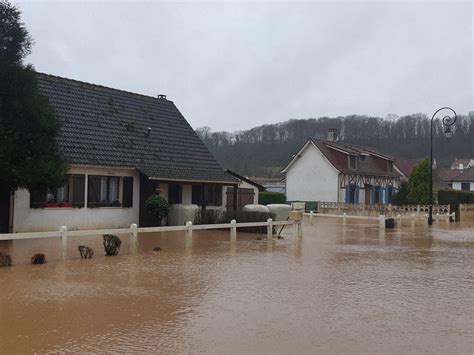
left=316, top=202, right=450, bottom=218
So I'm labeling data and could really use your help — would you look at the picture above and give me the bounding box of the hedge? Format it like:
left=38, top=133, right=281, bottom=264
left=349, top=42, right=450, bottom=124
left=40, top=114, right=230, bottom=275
left=194, top=210, right=276, bottom=234
left=437, top=189, right=474, bottom=212
left=258, top=191, right=286, bottom=205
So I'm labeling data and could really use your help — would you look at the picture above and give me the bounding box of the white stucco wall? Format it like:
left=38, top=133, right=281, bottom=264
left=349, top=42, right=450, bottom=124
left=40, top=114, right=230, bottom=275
left=12, top=166, right=140, bottom=232
left=286, top=143, right=340, bottom=202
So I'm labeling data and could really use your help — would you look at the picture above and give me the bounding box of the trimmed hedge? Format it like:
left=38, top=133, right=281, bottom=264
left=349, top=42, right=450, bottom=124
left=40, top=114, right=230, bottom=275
left=194, top=210, right=276, bottom=234
left=438, top=189, right=474, bottom=212
left=259, top=191, right=286, bottom=205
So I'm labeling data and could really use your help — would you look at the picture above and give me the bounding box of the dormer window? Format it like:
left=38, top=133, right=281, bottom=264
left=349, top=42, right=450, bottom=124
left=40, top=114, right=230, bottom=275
left=349, top=155, right=357, bottom=170
left=360, top=153, right=368, bottom=162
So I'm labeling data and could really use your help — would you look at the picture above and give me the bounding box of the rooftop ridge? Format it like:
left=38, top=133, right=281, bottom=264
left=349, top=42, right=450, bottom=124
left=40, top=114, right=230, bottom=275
left=36, top=71, right=173, bottom=103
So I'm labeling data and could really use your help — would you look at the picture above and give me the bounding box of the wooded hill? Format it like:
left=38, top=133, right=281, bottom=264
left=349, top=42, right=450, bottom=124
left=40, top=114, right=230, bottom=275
left=197, top=113, right=474, bottom=177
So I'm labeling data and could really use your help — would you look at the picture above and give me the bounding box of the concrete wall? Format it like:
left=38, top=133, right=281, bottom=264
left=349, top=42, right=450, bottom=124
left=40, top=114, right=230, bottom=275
left=12, top=166, right=140, bottom=232
left=286, top=143, right=339, bottom=202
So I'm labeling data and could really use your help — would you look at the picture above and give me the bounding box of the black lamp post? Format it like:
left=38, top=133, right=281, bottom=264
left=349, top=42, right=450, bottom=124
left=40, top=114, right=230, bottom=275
left=429, top=107, right=457, bottom=225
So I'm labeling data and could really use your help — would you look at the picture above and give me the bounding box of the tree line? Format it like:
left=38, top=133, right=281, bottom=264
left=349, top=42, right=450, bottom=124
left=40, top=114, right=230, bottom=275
left=197, top=113, right=474, bottom=176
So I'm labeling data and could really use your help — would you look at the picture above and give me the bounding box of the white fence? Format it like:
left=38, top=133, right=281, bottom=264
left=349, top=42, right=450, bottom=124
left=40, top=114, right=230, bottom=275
left=0, top=218, right=301, bottom=260
left=307, top=211, right=455, bottom=228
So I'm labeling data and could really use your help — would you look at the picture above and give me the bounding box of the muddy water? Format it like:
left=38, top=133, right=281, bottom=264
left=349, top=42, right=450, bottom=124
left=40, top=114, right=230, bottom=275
left=0, top=219, right=473, bottom=354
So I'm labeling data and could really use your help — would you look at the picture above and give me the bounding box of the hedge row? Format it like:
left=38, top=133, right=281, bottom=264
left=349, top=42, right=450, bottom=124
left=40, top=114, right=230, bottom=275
left=194, top=210, right=276, bottom=234
left=437, top=189, right=474, bottom=211
left=258, top=192, right=286, bottom=205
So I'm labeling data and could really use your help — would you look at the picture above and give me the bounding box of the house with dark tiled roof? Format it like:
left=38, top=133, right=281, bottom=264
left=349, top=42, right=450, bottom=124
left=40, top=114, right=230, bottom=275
left=447, top=169, right=474, bottom=192
left=282, top=131, right=402, bottom=204
left=9, top=73, right=239, bottom=232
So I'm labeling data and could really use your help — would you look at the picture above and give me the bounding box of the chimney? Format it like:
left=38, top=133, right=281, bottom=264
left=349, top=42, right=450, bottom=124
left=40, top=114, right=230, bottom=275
left=157, top=94, right=167, bottom=99
left=327, top=128, right=338, bottom=142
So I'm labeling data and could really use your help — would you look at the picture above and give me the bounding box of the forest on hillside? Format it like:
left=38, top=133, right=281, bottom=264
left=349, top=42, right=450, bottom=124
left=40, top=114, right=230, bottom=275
left=197, top=113, right=474, bottom=177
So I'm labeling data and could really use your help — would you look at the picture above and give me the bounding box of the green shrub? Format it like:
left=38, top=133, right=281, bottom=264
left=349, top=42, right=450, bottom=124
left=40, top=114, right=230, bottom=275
left=438, top=189, right=474, bottom=212
left=259, top=191, right=286, bottom=205
left=145, top=194, right=169, bottom=226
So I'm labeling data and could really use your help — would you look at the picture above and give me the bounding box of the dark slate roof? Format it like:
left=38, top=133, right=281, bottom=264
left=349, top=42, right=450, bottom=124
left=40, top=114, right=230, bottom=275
left=394, top=157, right=420, bottom=178
left=37, top=73, right=238, bottom=184
left=436, top=168, right=461, bottom=182
left=448, top=169, right=474, bottom=182
left=310, top=139, right=401, bottom=177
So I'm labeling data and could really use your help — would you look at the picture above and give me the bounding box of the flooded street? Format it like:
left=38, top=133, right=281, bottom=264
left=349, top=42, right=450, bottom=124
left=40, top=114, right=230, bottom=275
left=0, top=218, right=473, bottom=354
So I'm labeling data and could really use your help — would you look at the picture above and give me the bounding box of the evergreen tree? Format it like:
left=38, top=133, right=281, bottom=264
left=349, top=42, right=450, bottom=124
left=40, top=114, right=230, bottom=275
left=406, top=159, right=431, bottom=204
left=0, top=1, right=66, bottom=228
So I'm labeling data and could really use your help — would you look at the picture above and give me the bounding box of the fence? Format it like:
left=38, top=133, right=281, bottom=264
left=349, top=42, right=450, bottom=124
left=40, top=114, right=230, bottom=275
left=316, top=202, right=450, bottom=217
left=307, top=210, right=455, bottom=228
left=0, top=218, right=301, bottom=260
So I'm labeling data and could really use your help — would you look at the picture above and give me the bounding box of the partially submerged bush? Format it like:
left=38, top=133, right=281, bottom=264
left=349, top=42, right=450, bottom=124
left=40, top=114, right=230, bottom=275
left=31, top=253, right=46, bottom=264
left=194, top=209, right=223, bottom=225
left=0, top=253, right=12, bottom=267
left=103, top=234, right=122, bottom=256
left=78, top=245, right=94, bottom=259
left=145, top=194, right=169, bottom=226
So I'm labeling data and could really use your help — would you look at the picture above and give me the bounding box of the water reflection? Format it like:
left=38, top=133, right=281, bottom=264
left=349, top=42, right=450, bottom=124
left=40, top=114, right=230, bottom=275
left=0, top=219, right=473, bottom=353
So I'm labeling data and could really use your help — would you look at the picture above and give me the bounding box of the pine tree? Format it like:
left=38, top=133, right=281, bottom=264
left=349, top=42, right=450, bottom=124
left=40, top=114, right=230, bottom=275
left=0, top=1, right=66, bottom=230
left=406, top=159, right=431, bottom=204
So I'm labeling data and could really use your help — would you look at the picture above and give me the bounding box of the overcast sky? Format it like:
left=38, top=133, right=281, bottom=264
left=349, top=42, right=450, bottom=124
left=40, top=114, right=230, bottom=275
left=19, top=1, right=472, bottom=131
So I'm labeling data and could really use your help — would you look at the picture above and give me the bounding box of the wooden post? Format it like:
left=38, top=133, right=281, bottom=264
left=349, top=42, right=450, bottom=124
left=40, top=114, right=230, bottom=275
left=185, top=221, right=193, bottom=248
left=342, top=213, right=347, bottom=225
left=310, top=211, right=314, bottom=225
left=379, top=215, right=385, bottom=229
left=411, top=214, right=415, bottom=228
left=233, top=185, right=238, bottom=212
left=267, top=218, right=273, bottom=241
left=397, top=214, right=401, bottom=228
left=297, top=220, right=303, bottom=237
left=59, top=225, right=68, bottom=261
left=230, top=219, right=237, bottom=243
left=130, top=223, right=138, bottom=254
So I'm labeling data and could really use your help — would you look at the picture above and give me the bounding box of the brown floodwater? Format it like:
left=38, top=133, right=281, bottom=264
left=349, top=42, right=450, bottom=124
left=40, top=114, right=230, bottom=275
left=0, top=218, right=473, bottom=354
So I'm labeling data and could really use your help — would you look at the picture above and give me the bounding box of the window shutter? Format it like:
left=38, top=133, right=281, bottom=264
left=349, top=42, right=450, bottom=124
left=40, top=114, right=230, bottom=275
left=345, top=185, right=349, bottom=203
left=122, top=177, right=134, bottom=207
left=72, top=175, right=85, bottom=208
left=355, top=186, right=360, bottom=204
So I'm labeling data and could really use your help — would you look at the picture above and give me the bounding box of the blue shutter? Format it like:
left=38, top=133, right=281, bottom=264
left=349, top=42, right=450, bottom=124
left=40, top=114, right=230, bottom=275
left=381, top=188, right=385, bottom=204
left=371, top=186, right=376, bottom=204
left=345, top=185, right=350, bottom=203
left=355, top=186, right=360, bottom=204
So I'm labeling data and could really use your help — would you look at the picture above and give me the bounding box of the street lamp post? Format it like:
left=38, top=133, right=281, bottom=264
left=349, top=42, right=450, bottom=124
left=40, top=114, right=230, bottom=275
left=429, top=107, right=457, bottom=225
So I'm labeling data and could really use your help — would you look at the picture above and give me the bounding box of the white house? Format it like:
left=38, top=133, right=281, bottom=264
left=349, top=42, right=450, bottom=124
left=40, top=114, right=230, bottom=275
left=2, top=73, right=240, bottom=233
left=448, top=169, right=474, bottom=192
left=450, top=158, right=474, bottom=170
left=282, top=133, right=401, bottom=205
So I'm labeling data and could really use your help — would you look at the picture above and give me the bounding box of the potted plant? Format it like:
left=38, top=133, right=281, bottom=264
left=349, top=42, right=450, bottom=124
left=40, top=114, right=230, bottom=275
left=145, top=194, right=169, bottom=226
